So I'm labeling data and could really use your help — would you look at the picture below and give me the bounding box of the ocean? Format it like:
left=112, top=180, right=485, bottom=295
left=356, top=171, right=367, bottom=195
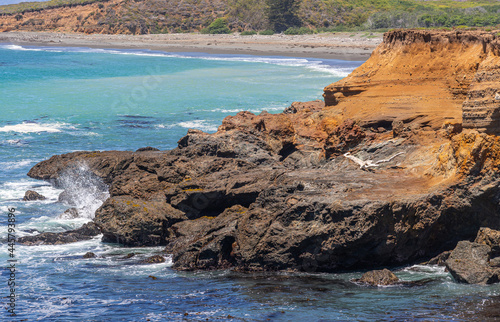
left=0, top=43, right=499, bottom=321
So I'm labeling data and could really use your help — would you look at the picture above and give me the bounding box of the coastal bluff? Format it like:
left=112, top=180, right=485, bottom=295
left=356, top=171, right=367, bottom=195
left=26, top=29, right=500, bottom=276
left=324, top=29, right=500, bottom=134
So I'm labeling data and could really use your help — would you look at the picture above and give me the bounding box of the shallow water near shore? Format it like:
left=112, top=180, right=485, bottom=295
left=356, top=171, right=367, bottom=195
left=1, top=44, right=499, bottom=321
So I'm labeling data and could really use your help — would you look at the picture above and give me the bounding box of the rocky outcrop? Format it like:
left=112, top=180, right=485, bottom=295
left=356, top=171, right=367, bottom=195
left=24, top=30, right=500, bottom=275
left=353, top=269, right=399, bottom=286
left=141, top=255, right=166, bottom=264
left=22, top=190, right=46, bottom=201
left=18, top=222, right=101, bottom=245
left=83, top=252, right=96, bottom=258
left=94, top=196, right=187, bottom=246
left=445, top=228, right=500, bottom=284
left=324, top=29, right=500, bottom=134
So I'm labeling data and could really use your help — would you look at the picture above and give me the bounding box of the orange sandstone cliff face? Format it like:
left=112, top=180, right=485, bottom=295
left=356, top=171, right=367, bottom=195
left=323, top=29, right=500, bottom=133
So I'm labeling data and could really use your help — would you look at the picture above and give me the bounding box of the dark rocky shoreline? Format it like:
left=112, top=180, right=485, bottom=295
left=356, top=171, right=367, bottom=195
left=24, top=101, right=500, bottom=277
left=22, top=30, right=500, bottom=284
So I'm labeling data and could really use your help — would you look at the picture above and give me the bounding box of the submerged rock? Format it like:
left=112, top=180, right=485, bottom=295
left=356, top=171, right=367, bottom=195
left=23, top=190, right=46, bottom=201
left=57, top=208, right=80, bottom=219
left=353, top=269, right=400, bottom=286
left=83, top=252, right=96, bottom=259
left=141, top=255, right=166, bottom=264
left=18, top=222, right=101, bottom=246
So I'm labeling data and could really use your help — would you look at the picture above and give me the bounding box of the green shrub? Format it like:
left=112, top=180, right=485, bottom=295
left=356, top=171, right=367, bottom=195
left=259, top=29, right=274, bottom=35
left=240, top=30, right=257, bottom=35
left=200, top=18, right=231, bottom=34
left=283, top=26, right=315, bottom=35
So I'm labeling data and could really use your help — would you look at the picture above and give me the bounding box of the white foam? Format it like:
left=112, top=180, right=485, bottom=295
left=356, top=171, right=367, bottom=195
left=0, top=159, right=34, bottom=170
left=0, top=179, right=62, bottom=201
left=3, top=139, right=27, bottom=146
left=158, top=120, right=219, bottom=132
left=2, top=44, right=60, bottom=52
left=189, top=55, right=353, bottom=76
left=2, top=44, right=356, bottom=76
left=0, top=122, right=73, bottom=133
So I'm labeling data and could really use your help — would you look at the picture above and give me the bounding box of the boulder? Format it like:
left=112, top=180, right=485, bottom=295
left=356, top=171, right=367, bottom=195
left=83, top=252, right=96, bottom=258
left=445, top=241, right=499, bottom=284
left=18, top=222, right=101, bottom=246
left=353, top=269, right=400, bottom=286
left=94, top=196, right=187, bottom=246
left=57, top=208, right=80, bottom=219
left=22, top=190, right=46, bottom=201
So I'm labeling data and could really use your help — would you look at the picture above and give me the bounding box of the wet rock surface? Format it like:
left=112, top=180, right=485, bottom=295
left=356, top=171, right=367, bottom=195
left=22, top=190, right=46, bottom=201
left=353, top=269, right=400, bottom=286
left=18, top=222, right=101, bottom=246
left=83, top=252, right=96, bottom=259
left=141, top=255, right=166, bottom=264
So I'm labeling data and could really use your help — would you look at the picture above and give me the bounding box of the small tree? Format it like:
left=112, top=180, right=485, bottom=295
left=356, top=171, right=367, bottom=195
left=265, top=0, right=301, bottom=32
left=201, top=18, right=232, bottom=34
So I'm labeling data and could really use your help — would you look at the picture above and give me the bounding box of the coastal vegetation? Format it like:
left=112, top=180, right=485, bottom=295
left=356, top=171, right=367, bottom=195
left=1, top=0, right=500, bottom=34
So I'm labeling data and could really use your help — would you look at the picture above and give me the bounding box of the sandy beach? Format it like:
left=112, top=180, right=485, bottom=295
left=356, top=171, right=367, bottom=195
left=0, top=31, right=382, bottom=60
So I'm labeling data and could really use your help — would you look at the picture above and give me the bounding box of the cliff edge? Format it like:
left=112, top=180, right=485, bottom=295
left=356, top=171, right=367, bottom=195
left=25, top=29, right=500, bottom=274
left=324, top=29, right=500, bottom=133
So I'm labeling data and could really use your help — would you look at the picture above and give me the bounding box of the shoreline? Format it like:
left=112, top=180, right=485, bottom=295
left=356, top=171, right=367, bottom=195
left=0, top=31, right=382, bottom=60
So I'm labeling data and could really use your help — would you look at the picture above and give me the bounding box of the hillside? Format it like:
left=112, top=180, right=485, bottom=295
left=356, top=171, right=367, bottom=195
left=0, top=0, right=500, bottom=34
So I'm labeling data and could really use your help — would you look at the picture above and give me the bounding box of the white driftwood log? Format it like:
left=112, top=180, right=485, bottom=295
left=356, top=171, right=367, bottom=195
left=343, top=152, right=404, bottom=170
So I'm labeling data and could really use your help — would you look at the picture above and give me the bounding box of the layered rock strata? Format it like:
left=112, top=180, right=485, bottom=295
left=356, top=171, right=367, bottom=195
left=324, top=29, right=500, bottom=134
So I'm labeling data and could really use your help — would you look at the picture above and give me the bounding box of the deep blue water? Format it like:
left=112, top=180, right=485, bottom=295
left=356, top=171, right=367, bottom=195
left=0, top=44, right=499, bottom=321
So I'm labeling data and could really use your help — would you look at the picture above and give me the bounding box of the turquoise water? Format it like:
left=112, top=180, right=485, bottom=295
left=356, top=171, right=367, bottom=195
left=0, top=44, right=499, bottom=321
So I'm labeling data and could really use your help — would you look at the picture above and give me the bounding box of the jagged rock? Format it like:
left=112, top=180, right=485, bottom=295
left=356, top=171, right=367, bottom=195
left=423, top=251, right=451, bottom=266
left=141, top=255, right=166, bottom=264
left=475, top=227, right=500, bottom=256
left=57, top=208, right=80, bottom=219
left=83, top=252, right=96, bottom=259
left=165, top=205, right=244, bottom=270
left=353, top=269, right=399, bottom=286
left=445, top=241, right=499, bottom=284
left=18, top=222, right=101, bottom=246
left=94, top=196, right=187, bottom=246
left=22, top=190, right=46, bottom=201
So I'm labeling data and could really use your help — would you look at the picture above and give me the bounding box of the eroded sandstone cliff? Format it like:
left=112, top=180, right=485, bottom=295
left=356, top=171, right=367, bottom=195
left=25, top=29, right=500, bottom=274
left=324, top=29, right=500, bottom=134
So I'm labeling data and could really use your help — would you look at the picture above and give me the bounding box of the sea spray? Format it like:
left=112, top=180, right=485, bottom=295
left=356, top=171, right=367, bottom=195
left=56, top=163, right=109, bottom=219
